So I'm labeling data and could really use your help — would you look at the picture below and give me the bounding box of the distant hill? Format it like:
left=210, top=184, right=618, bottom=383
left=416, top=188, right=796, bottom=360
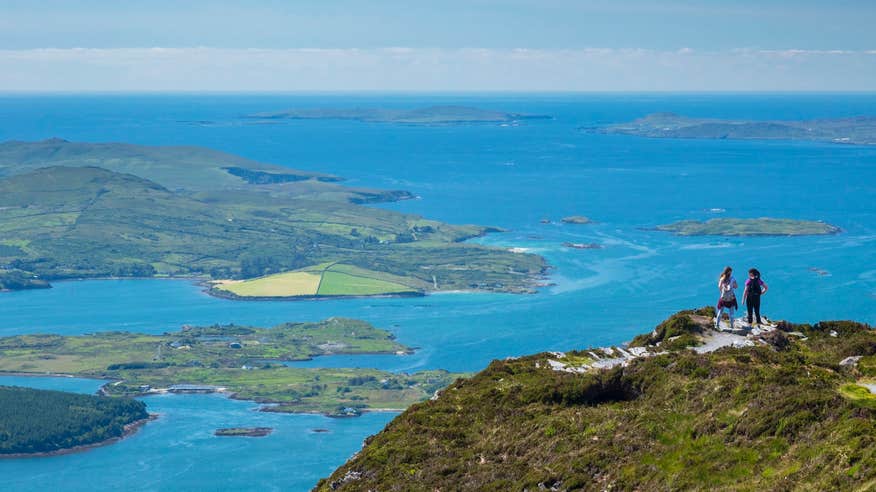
left=246, top=106, right=551, bottom=124
left=0, top=385, right=148, bottom=456
left=586, top=113, right=876, bottom=145
left=317, top=309, right=876, bottom=491
left=0, top=165, right=546, bottom=293
left=0, top=138, right=339, bottom=191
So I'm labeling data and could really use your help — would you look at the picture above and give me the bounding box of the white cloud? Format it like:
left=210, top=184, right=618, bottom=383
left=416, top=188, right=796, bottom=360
left=0, top=47, right=873, bottom=92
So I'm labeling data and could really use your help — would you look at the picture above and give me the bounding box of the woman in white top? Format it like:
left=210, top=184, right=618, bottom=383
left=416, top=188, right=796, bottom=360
left=715, top=266, right=738, bottom=329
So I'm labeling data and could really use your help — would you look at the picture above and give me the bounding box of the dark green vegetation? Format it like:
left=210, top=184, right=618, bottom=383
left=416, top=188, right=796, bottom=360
left=214, top=427, right=273, bottom=437
left=246, top=106, right=551, bottom=124
left=0, top=139, right=546, bottom=294
left=317, top=311, right=876, bottom=491
left=0, top=319, right=461, bottom=414
left=0, top=385, right=148, bottom=455
left=655, top=218, right=841, bottom=236
left=587, top=112, right=876, bottom=145
left=0, top=269, right=50, bottom=291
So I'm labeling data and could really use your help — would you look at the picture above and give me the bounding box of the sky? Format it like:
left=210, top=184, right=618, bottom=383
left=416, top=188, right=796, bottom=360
left=0, top=0, right=874, bottom=91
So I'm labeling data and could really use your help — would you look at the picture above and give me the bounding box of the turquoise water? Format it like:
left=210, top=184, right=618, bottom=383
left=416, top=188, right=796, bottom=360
left=0, top=94, right=874, bottom=490
left=0, top=375, right=395, bottom=492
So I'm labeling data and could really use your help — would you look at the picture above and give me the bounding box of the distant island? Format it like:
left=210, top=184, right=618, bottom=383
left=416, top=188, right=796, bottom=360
left=317, top=309, right=876, bottom=491
left=560, top=215, right=592, bottom=225
left=0, top=318, right=460, bottom=415
left=655, top=218, right=841, bottom=236
left=585, top=112, right=876, bottom=145
left=0, top=139, right=547, bottom=296
left=0, top=385, right=149, bottom=457
left=245, top=106, right=551, bottom=125
left=215, top=427, right=273, bottom=437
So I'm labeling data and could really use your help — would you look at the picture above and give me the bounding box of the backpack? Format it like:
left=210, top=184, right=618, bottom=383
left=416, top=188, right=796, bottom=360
left=720, top=278, right=735, bottom=301
left=748, top=277, right=762, bottom=296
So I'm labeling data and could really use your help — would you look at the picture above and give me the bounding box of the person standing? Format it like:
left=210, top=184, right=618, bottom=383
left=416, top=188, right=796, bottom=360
left=715, top=266, right=738, bottom=329
left=742, top=268, right=768, bottom=325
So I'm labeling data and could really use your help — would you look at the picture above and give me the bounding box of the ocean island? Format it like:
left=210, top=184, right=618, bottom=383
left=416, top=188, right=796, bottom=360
left=585, top=112, right=876, bottom=145
left=215, top=427, right=273, bottom=437
left=561, top=215, right=592, bottom=225
left=655, top=218, right=841, bottom=236
left=245, top=106, right=551, bottom=125
left=317, top=309, right=876, bottom=491
left=0, top=319, right=460, bottom=415
left=0, top=139, right=547, bottom=297
left=0, top=385, right=150, bottom=457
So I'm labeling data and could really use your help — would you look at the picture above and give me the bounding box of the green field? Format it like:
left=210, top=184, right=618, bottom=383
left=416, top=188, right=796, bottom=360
left=215, top=262, right=421, bottom=298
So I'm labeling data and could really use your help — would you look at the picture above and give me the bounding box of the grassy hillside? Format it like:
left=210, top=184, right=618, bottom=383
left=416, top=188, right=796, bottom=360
left=0, top=165, right=546, bottom=293
left=0, top=385, right=148, bottom=455
left=0, top=138, right=337, bottom=190
left=317, top=310, right=876, bottom=491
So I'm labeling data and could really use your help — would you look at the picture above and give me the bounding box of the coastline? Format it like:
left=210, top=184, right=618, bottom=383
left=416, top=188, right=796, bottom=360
left=0, top=414, right=157, bottom=459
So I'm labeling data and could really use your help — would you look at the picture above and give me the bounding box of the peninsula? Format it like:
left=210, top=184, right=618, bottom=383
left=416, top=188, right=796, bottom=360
left=0, top=319, right=461, bottom=415
left=317, top=309, right=876, bottom=491
left=0, top=139, right=547, bottom=296
left=245, top=106, right=551, bottom=125
left=585, top=112, right=876, bottom=145
left=0, top=385, right=149, bottom=457
left=655, top=218, right=841, bottom=236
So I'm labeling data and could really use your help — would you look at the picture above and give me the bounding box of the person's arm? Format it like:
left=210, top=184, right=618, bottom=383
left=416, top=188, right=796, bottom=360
left=760, top=280, right=768, bottom=295
left=731, top=279, right=738, bottom=290
left=741, top=281, right=749, bottom=304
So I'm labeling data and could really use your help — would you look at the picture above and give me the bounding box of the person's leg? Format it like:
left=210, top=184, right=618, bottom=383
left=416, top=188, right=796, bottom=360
left=715, top=306, right=724, bottom=327
left=728, top=305, right=735, bottom=328
left=746, top=299, right=754, bottom=324
left=753, top=296, right=762, bottom=324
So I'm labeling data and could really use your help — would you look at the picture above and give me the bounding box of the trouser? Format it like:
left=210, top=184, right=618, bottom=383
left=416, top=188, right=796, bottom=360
left=716, top=304, right=735, bottom=327
left=715, top=301, right=736, bottom=328
left=747, top=295, right=762, bottom=324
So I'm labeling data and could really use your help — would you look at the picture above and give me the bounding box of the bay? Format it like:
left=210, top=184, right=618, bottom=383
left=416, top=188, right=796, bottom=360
left=0, top=93, right=874, bottom=490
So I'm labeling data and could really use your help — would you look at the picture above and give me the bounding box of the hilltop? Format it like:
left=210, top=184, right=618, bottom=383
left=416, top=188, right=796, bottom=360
left=246, top=106, right=550, bottom=125
left=585, top=113, right=876, bottom=145
left=0, top=160, right=546, bottom=295
left=317, top=309, right=876, bottom=491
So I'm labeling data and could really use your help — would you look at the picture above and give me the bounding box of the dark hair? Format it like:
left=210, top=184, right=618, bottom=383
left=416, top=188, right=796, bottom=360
left=719, top=266, right=732, bottom=282
left=749, top=268, right=760, bottom=278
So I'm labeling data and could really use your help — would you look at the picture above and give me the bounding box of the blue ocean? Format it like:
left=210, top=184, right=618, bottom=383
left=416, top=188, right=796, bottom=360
left=1, top=94, right=874, bottom=491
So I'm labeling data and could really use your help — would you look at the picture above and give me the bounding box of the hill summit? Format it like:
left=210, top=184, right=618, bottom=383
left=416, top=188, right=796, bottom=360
left=317, top=309, right=876, bottom=491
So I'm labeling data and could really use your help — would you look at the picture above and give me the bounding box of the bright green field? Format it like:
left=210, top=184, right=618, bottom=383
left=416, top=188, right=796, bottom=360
left=215, top=262, right=420, bottom=298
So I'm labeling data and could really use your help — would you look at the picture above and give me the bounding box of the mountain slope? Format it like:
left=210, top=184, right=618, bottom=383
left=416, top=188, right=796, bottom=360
left=317, top=310, right=876, bottom=491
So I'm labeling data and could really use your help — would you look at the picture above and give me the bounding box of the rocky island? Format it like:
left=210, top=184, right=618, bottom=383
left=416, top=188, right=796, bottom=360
left=561, top=215, right=592, bottom=225
left=245, top=106, right=551, bottom=125
left=0, top=385, right=150, bottom=457
left=655, top=218, right=841, bottom=236
left=0, top=139, right=547, bottom=297
left=317, top=309, right=876, bottom=491
left=0, top=319, right=461, bottom=415
left=585, top=112, right=876, bottom=145
left=215, top=427, right=273, bottom=437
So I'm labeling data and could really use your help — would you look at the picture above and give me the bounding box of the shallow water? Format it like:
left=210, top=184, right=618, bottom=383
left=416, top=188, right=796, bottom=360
left=1, top=94, right=874, bottom=490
